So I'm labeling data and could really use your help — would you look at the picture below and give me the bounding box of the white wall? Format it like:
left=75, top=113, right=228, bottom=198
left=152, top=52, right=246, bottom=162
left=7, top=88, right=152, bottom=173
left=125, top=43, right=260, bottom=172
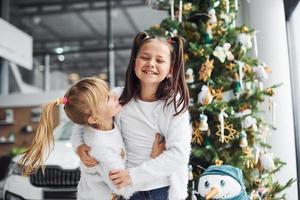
left=242, top=0, right=298, bottom=198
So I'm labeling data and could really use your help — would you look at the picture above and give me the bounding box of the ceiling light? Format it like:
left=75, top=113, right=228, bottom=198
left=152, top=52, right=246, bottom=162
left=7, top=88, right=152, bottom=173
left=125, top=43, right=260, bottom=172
left=58, top=55, right=65, bottom=62
left=55, top=47, right=64, bottom=54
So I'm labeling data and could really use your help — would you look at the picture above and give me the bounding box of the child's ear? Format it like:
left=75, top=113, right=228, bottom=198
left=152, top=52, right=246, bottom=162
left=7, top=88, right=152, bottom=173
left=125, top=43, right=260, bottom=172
left=87, top=115, right=97, bottom=124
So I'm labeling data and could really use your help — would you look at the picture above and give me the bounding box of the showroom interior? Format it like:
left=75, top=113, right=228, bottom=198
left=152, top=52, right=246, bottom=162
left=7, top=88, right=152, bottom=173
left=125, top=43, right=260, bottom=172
left=0, top=0, right=300, bottom=199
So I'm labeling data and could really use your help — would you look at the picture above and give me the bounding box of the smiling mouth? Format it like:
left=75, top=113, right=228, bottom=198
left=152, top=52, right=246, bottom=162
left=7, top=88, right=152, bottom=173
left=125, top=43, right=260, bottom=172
left=142, top=70, right=158, bottom=75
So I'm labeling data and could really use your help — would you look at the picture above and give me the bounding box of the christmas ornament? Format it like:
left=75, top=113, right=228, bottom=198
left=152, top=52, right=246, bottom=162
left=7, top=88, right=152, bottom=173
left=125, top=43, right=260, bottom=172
left=252, top=64, right=271, bottom=81
left=233, top=73, right=242, bottom=96
left=242, top=115, right=256, bottom=129
left=213, top=43, right=234, bottom=63
left=239, top=130, right=248, bottom=148
left=215, top=159, right=223, bottom=166
left=237, top=33, right=252, bottom=49
left=192, top=121, right=204, bottom=145
left=199, top=114, right=209, bottom=131
left=199, top=58, right=214, bottom=81
left=253, top=146, right=261, bottom=164
left=204, top=32, right=213, bottom=44
left=198, top=85, right=213, bottom=105
left=183, top=3, right=192, bottom=12
left=224, top=43, right=235, bottom=61
left=213, top=46, right=227, bottom=63
left=226, top=62, right=234, bottom=70
left=208, top=9, right=218, bottom=25
left=241, top=25, right=249, bottom=33
left=186, top=68, right=194, bottom=83
left=236, top=61, right=245, bottom=92
left=211, top=87, right=223, bottom=101
left=218, top=109, right=228, bottom=143
left=198, top=165, right=250, bottom=199
left=235, top=109, right=252, bottom=118
left=265, top=88, right=274, bottom=96
left=216, top=123, right=238, bottom=143
left=243, top=63, right=252, bottom=74
left=243, top=147, right=255, bottom=169
left=259, top=152, right=275, bottom=172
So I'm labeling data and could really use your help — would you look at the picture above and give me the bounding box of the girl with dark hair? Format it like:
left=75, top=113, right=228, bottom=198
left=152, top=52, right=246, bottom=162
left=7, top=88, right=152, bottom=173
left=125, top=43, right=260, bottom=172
left=73, top=32, right=192, bottom=200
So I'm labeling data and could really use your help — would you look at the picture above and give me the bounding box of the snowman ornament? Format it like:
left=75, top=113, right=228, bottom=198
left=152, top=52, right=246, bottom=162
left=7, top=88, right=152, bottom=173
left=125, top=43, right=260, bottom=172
left=198, top=165, right=250, bottom=200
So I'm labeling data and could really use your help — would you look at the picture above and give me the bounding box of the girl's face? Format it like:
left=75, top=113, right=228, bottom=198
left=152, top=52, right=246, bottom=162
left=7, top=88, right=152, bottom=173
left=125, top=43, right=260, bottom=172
left=134, top=39, right=172, bottom=88
left=97, top=93, right=122, bottom=120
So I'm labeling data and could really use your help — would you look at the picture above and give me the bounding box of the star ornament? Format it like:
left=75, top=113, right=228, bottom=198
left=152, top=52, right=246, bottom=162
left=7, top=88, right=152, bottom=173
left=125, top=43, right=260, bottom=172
left=192, top=121, right=204, bottom=145
left=216, top=123, right=238, bottom=143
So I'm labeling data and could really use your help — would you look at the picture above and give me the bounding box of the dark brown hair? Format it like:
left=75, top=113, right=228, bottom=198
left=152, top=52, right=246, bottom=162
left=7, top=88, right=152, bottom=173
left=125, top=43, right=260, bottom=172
left=120, top=32, right=189, bottom=116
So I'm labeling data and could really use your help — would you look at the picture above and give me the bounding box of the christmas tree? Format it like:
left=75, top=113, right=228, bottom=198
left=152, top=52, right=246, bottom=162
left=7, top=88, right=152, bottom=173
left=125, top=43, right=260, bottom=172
left=146, top=0, right=295, bottom=199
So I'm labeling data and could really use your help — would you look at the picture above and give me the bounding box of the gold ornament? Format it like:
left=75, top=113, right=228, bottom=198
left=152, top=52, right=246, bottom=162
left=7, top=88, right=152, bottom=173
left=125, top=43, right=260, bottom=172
left=199, top=59, right=214, bottom=81
left=239, top=103, right=250, bottom=112
left=183, top=3, right=192, bottom=12
left=215, top=159, right=223, bottom=166
left=216, top=123, right=238, bottom=143
left=226, top=62, right=234, bottom=70
left=241, top=25, right=249, bottom=33
left=243, top=147, right=255, bottom=169
left=211, top=87, right=223, bottom=101
left=265, top=88, right=274, bottom=96
left=153, top=24, right=160, bottom=29
left=243, top=63, right=252, bottom=74
left=192, top=121, right=204, bottom=145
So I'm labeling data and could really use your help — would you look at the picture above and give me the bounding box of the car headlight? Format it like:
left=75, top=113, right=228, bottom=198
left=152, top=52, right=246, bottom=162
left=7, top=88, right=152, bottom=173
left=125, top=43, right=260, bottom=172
left=8, top=161, right=22, bottom=176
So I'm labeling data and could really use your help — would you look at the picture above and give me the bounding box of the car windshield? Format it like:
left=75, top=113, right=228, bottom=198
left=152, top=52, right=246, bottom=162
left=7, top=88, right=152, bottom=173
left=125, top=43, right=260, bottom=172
left=54, top=121, right=76, bottom=141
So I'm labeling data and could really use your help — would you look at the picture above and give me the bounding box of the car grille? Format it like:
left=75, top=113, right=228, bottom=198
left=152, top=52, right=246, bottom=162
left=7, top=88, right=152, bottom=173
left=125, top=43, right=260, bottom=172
left=30, top=166, right=80, bottom=187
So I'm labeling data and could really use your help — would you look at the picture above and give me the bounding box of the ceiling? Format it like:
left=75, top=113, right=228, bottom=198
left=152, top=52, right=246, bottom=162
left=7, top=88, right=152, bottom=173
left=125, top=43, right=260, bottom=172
left=8, top=0, right=167, bottom=85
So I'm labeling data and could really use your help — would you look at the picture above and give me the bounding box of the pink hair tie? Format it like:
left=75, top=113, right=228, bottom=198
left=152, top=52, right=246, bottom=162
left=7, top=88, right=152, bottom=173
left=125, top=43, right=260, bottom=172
left=167, top=38, right=173, bottom=45
left=56, top=97, right=68, bottom=105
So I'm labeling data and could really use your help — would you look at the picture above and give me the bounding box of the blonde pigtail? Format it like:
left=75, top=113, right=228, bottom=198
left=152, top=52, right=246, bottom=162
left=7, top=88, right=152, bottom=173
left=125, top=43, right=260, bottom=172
left=19, top=101, right=57, bottom=176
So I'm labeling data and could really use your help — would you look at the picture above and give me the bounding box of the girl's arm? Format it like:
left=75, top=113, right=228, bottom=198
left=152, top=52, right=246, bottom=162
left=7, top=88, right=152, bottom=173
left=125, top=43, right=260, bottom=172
left=71, top=125, right=98, bottom=167
left=111, top=110, right=192, bottom=187
left=91, top=145, right=140, bottom=199
left=70, top=124, right=85, bottom=150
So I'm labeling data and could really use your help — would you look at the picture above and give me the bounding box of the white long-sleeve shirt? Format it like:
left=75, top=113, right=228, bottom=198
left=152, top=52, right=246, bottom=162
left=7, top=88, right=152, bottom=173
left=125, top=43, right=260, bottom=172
left=74, top=125, right=140, bottom=200
left=72, top=88, right=192, bottom=200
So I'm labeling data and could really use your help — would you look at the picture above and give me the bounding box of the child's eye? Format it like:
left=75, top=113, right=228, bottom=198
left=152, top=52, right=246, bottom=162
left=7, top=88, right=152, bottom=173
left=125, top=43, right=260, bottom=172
left=107, top=96, right=110, bottom=102
left=140, top=56, right=149, bottom=60
left=157, top=60, right=165, bottom=63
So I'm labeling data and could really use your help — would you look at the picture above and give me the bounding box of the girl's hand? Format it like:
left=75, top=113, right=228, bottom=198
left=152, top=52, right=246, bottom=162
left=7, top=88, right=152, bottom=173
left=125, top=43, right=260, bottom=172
left=109, top=169, right=132, bottom=189
left=151, top=133, right=166, bottom=158
left=76, top=144, right=98, bottom=167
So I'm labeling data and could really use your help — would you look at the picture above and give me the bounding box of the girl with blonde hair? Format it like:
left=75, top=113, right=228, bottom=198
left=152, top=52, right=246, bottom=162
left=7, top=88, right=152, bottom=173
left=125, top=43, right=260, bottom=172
left=19, top=77, right=164, bottom=200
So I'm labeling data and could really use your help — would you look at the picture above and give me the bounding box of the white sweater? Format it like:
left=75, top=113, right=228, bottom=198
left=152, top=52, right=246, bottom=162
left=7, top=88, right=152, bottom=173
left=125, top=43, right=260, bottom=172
left=72, top=88, right=192, bottom=200
left=74, top=125, right=140, bottom=200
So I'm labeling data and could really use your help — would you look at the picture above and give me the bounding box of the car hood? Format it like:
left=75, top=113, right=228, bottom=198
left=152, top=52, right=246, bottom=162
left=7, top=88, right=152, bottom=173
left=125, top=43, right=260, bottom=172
left=14, top=140, right=80, bottom=170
